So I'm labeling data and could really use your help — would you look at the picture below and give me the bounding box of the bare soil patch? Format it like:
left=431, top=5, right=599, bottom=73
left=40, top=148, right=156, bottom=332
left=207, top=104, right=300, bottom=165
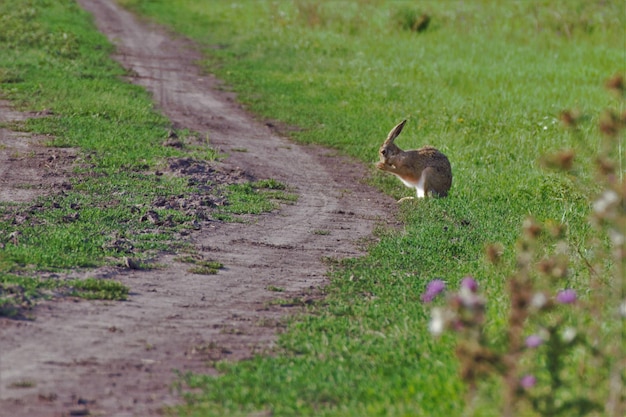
left=0, top=1, right=395, bottom=416
left=0, top=102, right=75, bottom=204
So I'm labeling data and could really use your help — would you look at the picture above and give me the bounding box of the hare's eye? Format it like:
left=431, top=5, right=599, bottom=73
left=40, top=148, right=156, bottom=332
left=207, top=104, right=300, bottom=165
left=381, top=149, right=387, bottom=156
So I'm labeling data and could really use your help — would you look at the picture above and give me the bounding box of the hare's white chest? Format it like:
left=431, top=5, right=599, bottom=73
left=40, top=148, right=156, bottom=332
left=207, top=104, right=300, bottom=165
left=397, top=174, right=426, bottom=198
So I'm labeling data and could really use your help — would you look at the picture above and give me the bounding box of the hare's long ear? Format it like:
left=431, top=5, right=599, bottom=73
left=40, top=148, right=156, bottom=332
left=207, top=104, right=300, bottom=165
left=384, top=119, right=407, bottom=146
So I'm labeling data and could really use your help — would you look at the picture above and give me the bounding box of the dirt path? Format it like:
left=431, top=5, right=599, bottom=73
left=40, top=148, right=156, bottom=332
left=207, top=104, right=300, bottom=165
left=0, top=1, right=394, bottom=416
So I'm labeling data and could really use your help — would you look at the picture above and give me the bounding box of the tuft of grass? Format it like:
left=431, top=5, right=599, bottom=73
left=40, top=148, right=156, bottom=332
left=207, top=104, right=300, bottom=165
left=0, top=273, right=128, bottom=317
left=8, top=380, right=36, bottom=389
left=252, top=179, right=287, bottom=190
left=187, top=265, right=222, bottom=275
left=216, top=181, right=296, bottom=217
left=68, top=278, right=129, bottom=301
left=392, top=7, right=431, bottom=33
left=312, top=229, right=331, bottom=236
left=175, top=255, right=224, bottom=275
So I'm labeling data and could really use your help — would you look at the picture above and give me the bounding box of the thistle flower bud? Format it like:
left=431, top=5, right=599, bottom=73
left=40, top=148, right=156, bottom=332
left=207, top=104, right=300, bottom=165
left=542, top=149, right=575, bottom=171
left=555, top=289, right=577, bottom=304
left=559, top=110, right=579, bottom=128
left=421, top=279, right=446, bottom=303
left=520, top=374, right=537, bottom=390
left=525, top=334, right=543, bottom=348
left=599, top=111, right=621, bottom=137
left=460, top=276, right=478, bottom=293
left=522, top=218, right=542, bottom=239
left=485, top=243, right=504, bottom=264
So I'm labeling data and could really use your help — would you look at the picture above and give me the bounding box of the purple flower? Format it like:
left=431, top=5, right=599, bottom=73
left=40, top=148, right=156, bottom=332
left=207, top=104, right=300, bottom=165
left=421, top=279, right=446, bottom=303
left=460, top=276, right=478, bottom=293
left=520, top=374, right=536, bottom=390
left=556, top=289, right=577, bottom=304
left=525, top=334, right=543, bottom=348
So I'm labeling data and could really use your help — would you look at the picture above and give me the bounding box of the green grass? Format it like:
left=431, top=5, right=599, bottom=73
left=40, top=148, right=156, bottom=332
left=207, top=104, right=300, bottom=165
left=176, top=255, right=225, bottom=275
left=68, top=277, right=129, bottom=300
left=0, top=0, right=286, bottom=314
left=2, top=0, right=623, bottom=415
left=119, top=0, right=625, bottom=416
left=0, top=273, right=128, bottom=317
left=220, top=181, right=295, bottom=215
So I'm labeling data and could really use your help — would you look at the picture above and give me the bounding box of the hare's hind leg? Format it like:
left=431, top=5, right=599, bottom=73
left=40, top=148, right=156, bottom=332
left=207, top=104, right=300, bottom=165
left=397, top=174, right=425, bottom=203
left=422, top=166, right=450, bottom=197
left=415, top=174, right=427, bottom=198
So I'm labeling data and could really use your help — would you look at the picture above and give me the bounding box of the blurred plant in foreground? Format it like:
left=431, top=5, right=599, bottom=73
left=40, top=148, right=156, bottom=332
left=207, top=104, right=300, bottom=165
left=423, top=76, right=625, bottom=417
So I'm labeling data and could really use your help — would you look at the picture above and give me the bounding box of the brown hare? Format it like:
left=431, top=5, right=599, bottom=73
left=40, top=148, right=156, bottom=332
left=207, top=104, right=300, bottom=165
left=376, top=120, right=452, bottom=202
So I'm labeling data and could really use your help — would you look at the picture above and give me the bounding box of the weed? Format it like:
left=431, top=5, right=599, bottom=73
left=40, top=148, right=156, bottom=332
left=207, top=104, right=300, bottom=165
left=422, top=84, right=625, bottom=416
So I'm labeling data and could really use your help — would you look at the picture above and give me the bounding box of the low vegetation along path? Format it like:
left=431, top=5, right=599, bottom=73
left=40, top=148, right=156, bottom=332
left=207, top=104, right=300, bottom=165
left=0, top=0, right=394, bottom=416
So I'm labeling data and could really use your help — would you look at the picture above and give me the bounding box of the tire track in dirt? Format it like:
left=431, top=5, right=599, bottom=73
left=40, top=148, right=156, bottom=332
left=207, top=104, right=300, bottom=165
left=0, top=1, right=395, bottom=416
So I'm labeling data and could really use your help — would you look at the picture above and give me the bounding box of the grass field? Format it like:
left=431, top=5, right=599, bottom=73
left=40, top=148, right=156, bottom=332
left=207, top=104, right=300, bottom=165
left=119, top=1, right=625, bottom=416
left=0, top=0, right=285, bottom=315
left=1, top=0, right=623, bottom=415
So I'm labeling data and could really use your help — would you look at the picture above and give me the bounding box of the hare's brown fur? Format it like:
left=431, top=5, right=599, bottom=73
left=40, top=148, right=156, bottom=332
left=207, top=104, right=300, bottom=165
left=376, top=120, right=452, bottom=200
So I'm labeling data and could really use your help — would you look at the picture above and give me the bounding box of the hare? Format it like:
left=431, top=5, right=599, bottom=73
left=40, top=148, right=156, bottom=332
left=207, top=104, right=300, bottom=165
left=376, top=119, right=452, bottom=202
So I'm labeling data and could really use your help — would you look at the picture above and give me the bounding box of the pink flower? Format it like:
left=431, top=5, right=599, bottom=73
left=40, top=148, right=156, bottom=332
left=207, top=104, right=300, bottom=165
left=460, top=276, right=478, bottom=293
left=556, top=289, right=577, bottom=304
left=525, top=334, right=543, bottom=348
left=421, top=279, right=446, bottom=303
left=520, top=374, right=536, bottom=389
